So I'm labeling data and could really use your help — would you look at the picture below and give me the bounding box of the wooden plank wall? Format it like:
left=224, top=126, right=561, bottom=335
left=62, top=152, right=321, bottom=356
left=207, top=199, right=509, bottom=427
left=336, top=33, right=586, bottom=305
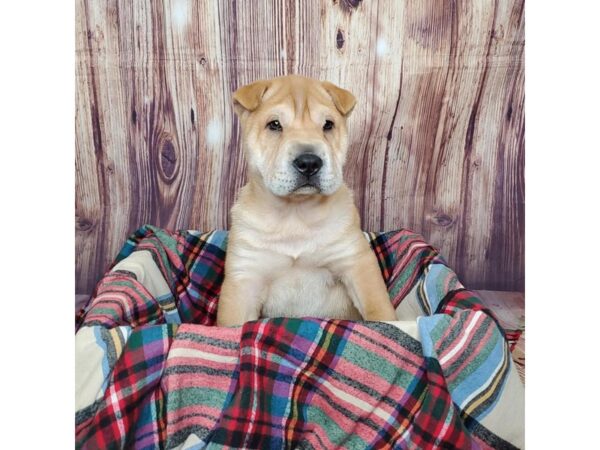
left=76, top=0, right=525, bottom=294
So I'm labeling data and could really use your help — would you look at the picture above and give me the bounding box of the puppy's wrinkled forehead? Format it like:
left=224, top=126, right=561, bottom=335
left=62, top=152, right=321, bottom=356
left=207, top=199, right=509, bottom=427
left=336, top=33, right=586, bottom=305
left=266, top=88, right=322, bottom=122
left=232, top=75, right=356, bottom=122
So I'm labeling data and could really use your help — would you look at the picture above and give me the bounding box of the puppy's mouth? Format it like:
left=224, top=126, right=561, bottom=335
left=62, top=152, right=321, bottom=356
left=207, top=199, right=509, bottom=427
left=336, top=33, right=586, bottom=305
left=292, top=180, right=321, bottom=194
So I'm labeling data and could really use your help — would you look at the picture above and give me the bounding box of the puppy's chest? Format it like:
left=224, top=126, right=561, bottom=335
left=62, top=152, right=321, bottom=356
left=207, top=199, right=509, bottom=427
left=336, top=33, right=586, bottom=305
left=255, top=232, right=358, bottom=319
left=262, top=218, right=345, bottom=260
left=260, top=264, right=357, bottom=319
left=235, top=210, right=360, bottom=319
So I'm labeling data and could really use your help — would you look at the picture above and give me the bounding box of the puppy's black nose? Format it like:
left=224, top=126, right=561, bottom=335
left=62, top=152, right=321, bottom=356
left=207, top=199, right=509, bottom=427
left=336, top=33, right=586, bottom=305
left=293, top=153, right=323, bottom=177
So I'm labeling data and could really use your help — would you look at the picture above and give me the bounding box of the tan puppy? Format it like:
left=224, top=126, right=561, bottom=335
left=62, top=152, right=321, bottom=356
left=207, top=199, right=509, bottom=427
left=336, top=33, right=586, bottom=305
left=216, top=75, right=397, bottom=326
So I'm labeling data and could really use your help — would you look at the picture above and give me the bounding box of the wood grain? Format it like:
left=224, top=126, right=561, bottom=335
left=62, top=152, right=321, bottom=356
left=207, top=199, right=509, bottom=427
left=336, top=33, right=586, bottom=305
left=76, top=0, right=524, bottom=294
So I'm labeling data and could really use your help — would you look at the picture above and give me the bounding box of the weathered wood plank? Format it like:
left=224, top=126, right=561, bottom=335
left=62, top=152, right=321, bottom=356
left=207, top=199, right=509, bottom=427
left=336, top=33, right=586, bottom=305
left=75, top=0, right=524, bottom=293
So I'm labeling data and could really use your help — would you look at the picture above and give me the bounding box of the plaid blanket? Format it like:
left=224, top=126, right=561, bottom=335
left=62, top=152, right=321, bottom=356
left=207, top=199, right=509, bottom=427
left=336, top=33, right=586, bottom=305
left=75, top=226, right=524, bottom=449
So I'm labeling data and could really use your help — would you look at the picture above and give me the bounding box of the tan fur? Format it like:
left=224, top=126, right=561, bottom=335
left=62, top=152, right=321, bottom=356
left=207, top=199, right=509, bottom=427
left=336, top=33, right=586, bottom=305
left=217, top=75, right=397, bottom=326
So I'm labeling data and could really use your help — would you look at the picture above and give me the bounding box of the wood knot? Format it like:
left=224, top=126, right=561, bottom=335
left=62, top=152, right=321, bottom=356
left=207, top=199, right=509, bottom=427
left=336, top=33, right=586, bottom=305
left=492, top=26, right=505, bottom=41
left=76, top=217, right=94, bottom=232
left=343, top=0, right=362, bottom=8
left=336, top=29, right=345, bottom=49
left=431, top=213, right=453, bottom=227
left=339, top=0, right=362, bottom=13
left=159, top=138, right=178, bottom=181
left=199, top=57, right=207, bottom=66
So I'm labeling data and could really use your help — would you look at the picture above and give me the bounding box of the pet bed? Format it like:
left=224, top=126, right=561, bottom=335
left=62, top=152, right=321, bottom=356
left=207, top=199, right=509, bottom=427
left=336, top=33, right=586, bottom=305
left=75, top=225, right=524, bottom=449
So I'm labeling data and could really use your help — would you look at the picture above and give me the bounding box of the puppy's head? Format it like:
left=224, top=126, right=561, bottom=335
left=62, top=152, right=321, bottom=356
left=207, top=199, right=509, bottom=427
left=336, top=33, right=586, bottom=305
left=232, top=75, right=356, bottom=197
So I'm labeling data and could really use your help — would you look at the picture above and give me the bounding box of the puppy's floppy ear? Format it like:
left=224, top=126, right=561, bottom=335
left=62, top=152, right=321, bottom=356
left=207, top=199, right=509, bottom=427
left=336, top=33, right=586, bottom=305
left=232, top=79, right=270, bottom=115
left=322, top=81, right=357, bottom=116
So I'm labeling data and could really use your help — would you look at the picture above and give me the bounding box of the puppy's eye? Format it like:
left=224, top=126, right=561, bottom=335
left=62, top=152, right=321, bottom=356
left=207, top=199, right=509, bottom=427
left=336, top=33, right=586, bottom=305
left=266, top=120, right=282, bottom=132
left=323, top=120, right=334, bottom=131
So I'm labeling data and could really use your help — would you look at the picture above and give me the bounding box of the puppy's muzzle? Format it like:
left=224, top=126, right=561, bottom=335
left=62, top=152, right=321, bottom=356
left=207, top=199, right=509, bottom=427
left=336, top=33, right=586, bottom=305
left=292, top=153, right=323, bottom=177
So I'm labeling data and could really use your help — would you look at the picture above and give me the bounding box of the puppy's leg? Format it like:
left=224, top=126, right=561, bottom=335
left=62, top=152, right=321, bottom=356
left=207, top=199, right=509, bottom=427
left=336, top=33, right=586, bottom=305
left=216, top=276, right=263, bottom=326
left=341, top=248, right=397, bottom=321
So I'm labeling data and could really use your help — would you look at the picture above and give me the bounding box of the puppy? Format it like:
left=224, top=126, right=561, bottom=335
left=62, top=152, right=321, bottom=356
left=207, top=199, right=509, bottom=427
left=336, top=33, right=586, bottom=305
left=216, top=75, right=397, bottom=326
